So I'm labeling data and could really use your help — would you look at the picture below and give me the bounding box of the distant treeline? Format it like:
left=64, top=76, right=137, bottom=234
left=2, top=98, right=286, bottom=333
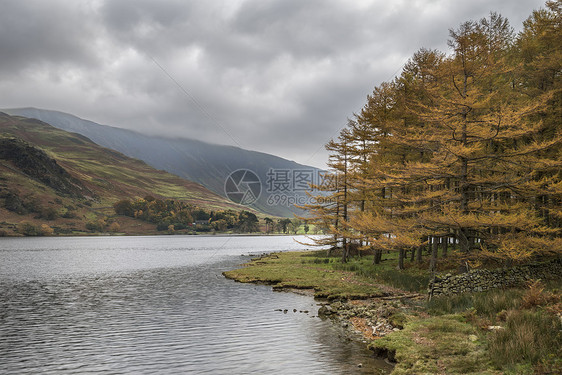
left=113, top=196, right=311, bottom=234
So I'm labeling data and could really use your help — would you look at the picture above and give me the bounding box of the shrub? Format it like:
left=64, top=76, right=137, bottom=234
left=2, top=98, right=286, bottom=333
left=521, top=280, right=553, bottom=309
left=40, top=207, right=59, bottom=220
left=23, top=196, right=42, bottom=213
left=156, top=222, right=170, bottom=231
left=17, top=221, right=40, bottom=236
left=113, top=199, right=134, bottom=217
left=85, top=219, right=106, bottom=232
left=3, top=192, right=27, bottom=214
left=488, top=309, right=562, bottom=370
left=40, top=224, right=54, bottom=236
left=108, top=222, right=120, bottom=233
left=61, top=210, right=77, bottom=219
left=427, top=289, right=522, bottom=316
left=174, top=223, right=188, bottom=230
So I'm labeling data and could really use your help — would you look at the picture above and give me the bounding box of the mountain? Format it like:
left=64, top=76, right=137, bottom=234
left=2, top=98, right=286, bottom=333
left=0, top=112, right=247, bottom=235
left=0, top=137, right=93, bottom=199
left=3, top=108, right=323, bottom=217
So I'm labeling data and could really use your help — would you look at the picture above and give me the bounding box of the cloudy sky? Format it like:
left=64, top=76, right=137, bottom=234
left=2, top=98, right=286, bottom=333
left=0, top=0, right=546, bottom=168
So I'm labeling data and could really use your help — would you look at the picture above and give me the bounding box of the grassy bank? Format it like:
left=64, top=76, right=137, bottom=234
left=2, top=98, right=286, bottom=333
left=223, top=249, right=430, bottom=298
left=224, top=250, right=562, bottom=374
left=224, top=249, right=430, bottom=299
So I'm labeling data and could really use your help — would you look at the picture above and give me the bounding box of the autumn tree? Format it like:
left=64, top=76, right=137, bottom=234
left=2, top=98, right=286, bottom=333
left=298, top=130, right=354, bottom=260
left=392, top=13, right=561, bottom=263
left=301, top=4, right=561, bottom=269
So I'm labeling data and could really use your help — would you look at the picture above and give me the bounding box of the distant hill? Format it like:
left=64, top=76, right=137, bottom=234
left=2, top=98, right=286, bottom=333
left=0, top=112, right=247, bottom=235
left=4, top=108, right=323, bottom=217
left=0, top=137, right=93, bottom=199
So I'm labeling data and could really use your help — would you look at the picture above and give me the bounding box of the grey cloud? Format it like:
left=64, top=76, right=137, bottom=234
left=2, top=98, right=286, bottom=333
left=0, top=0, right=547, bottom=168
left=0, top=1, right=101, bottom=77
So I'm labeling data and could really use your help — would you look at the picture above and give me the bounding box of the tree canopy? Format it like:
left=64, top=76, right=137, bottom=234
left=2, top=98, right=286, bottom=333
left=303, top=2, right=561, bottom=268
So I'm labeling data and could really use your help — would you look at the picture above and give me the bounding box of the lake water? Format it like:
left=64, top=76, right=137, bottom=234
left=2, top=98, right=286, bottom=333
left=0, top=235, right=391, bottom=374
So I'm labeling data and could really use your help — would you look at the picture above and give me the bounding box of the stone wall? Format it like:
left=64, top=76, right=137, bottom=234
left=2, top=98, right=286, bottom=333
left=428, top=258, right=562, bottom=297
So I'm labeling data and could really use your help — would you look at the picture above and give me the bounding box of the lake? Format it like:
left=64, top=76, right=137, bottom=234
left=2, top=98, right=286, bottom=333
left=0, top=235, right=390, bottom=374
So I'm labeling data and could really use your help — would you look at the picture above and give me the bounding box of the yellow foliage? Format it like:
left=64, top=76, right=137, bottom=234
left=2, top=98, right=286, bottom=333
left=108, top=222, right=120, bottom=232
left=40, top=224, right=54, bottom=236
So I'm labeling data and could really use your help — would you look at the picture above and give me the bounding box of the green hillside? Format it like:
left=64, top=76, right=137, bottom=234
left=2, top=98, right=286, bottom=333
left=0, top=112, right=249, bottom=235
left=4, top=107, right=323, bottom=217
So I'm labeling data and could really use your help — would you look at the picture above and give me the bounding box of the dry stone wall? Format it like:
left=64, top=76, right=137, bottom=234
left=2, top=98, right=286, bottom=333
left=428, top=258, right=562, bottom=297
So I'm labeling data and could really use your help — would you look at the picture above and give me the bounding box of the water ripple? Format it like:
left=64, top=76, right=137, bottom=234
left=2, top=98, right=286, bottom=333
left=0, top=236, right=391, bottom=374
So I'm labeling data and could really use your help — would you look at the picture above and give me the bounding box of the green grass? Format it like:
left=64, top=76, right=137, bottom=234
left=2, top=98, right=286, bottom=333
left=333, top=260, right=430, bottom=293
left=370, top=314, right=492, bottom=374
left=305, top=250, right=431, bottom=292
left=225, top=249, right=434, bottom=299
left=224, top=251, right=385, bottom=299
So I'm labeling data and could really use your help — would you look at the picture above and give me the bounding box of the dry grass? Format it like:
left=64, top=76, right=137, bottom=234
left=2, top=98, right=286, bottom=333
left=488, top=309, right=562, bottom=373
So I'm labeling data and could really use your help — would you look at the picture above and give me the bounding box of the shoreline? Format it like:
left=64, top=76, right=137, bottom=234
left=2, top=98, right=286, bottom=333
left=223, top=251, right=424, bottom=369
left=223, top=262, right=423, bottom=344
left=0, top=232, right=310, bottom=238
left=223, top=250, right=562, bottom=374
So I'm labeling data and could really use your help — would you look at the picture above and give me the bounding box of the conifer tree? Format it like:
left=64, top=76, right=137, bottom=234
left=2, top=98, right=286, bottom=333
left=300, top=3, right=561, bottom=268
left=395, top=13, right=561, bottom=262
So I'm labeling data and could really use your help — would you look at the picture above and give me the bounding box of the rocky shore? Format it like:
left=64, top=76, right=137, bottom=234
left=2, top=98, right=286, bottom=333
left=316, top=294, right=424, bottom=364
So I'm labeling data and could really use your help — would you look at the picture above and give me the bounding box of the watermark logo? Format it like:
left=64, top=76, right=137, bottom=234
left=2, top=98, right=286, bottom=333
left=224, top=168, right=334, bottom=207
left=266, top=168, right=318, bottom=192
left=224, top=169, right=261, bottom=205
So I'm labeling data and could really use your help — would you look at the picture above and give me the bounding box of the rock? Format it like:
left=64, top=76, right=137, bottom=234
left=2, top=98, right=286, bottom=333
left=318, top=305, right=334, bottom=316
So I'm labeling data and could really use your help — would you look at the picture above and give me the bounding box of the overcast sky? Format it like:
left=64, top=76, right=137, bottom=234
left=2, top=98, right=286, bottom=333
left=0, top=0, right=547, bottom=168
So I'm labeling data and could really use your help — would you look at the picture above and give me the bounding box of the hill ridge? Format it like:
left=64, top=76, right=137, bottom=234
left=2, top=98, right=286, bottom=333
left=3, top=107, right=322, bottom=217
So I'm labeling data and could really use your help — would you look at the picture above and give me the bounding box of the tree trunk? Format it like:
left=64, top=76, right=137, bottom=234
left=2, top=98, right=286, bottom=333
left=429, top=237, right=439, bottom=272
left=442, top=237, right=448, bottom=258
left=398, top=249, right=405, bottom=270
left=341, top=148, right=349, bottom=263
left=416, top=245, right=423, bottom=264
left=410, top=246, right=415, bottom=262
left=373, top=249, right=383, bottom=264
left=458, top=229, right=470, bottom=253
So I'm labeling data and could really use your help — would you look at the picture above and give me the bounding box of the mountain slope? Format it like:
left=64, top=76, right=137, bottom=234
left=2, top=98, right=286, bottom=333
left=0, top=112, right=247, bottom=234
left=0, top=137, right=93, bottom=198
left=4, top=108, right=322, bottom=217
